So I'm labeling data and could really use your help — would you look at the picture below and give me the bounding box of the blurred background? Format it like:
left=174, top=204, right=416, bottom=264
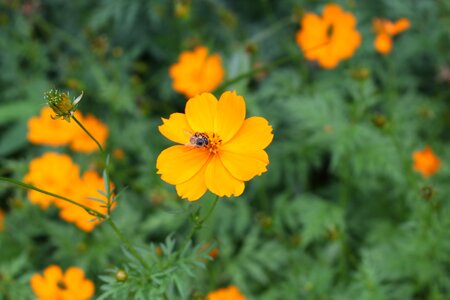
left=0, top=0, right=450, bottom=299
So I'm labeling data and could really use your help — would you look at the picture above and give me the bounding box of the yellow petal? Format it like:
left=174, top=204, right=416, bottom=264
left=176, top=160, right=209, bottom=201
left=64, top=267, right=85, bottom=287
left=30, top=274, right=58, bottom=298
left=222, top=117, right=273, bottom=152
left=374, top=34, right=392, bottom=54
left=156, top=145, right=210, bottom=185
left=159, top=113, right=192, bottom=144
left=219, top=150, right=269, bottom=181
left=214, top=91, right=246, bottom=143
left=205, top=155, right=244, bottom=197
left=43, top=265, right=63, bottom=283
left=185, top=93, right=217, bottom=133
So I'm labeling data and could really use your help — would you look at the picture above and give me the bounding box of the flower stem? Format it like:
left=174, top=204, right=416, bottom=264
left=72, top=115, right=113, bottom=214
left=176, top=195, right=220, bottom=257
left=0, top=177, right=106, bottom=218
left=105, top=218, right=151, bottom=269
left=72, top=115, right=104, bottom=153
left=0, top=176, right=151, bottom=270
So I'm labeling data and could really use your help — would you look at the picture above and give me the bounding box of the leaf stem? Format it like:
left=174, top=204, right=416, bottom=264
left=215, top=41, right=329, bottom=93
left=176, top=195, right=220, bottom=257
left=106, top=218, right=151, bottom=269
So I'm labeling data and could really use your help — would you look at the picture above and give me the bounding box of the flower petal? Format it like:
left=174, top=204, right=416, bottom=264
left=221, top=117, right=273, bottom=152
left=214, top=91, right=246, bottom=143
left=159, top=113, right=193, bottom=144
left=30, top=274, right=58, bottom=298
left=185, top=93, right=218, bottom=133
left=176, top=160, right=209, bottom=201
left=156, top=145, right=210, bottom=185
left=219, top=150, right=269, bottom=181
left=205, top=155, right=244, bottom=197
left=374, top=34, right=392, bottom=54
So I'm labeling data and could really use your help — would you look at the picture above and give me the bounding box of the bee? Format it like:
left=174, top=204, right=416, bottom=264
left=189, top=132, right=209, bottom=148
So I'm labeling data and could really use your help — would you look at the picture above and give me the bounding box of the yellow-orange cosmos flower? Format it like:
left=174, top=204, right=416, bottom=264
left=373, top=18, right=410, bottom=55
left=412, top=146, right=441, bottom=178
left=27, top=107, right=108, bottom=153
left=23, top=152, right=81, bottom=209
left=30, top=265, right=94, bottom=300
left=296, top=3, right=362, bottom=69
left=207, top=285, right=246, bottom=300
left=169, top=46, right=224, bottom=98
left=57, top=170, right=114, bottom=232
left=156, top=91, right=273, bottom=201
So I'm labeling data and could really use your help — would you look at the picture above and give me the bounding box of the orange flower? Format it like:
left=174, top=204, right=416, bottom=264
left=69, top=114, right=109, bottom=153
left=27, top=107, right=108, bottom=153
left=296, top=3, right=362, bottom=69
left=0, top=209, right=4, bottom=232
left=207, top=285, right=246, bottom=300
left=169, top=46, right=224, bottom=98
left=27, top=107, right=78, bottom=146
left=413, top=146, right=441, bottom=178
left=156, top=91, right=273, bottom=201
left=23, top=152, right=81, bottom=209
left=30, top=265, right=94, bottom=300
left=57, top=170, right=114, bottom=232
left=373, top=18, right=410, bottom=54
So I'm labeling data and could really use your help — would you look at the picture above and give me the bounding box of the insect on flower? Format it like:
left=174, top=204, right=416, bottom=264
left=189, top=132, right=209, bottom=147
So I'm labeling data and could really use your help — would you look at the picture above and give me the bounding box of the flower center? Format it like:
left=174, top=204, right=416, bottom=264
left=326, top=24, right=334, bottom=38
left=189, top=132, right=222, bottom=154
left=57, top=280, right=67, bottom=290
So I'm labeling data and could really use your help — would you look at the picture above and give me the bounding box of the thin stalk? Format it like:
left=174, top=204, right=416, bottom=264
left=72, top=114, right=114, bottom=215
left=72, top=115, right=104, bottom=153
left=106, top=218, right=151, bottom=269
left=0, top=178, right=150, bottom=270
left=176, top=196, right=220, bottom=257
left=0, top=177, right=105, bottom=218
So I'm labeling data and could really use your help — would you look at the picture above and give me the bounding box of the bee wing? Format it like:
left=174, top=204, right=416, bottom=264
left=183, top=129, right=195, bottom=147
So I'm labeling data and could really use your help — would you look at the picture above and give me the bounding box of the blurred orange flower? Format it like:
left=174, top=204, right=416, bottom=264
left=27, top=107, right=78, bottom=146
left=58, top=170, right=114, bottom=232
left=27, top=107, right=108, bottom=153
left=156, top=91, right=273, bottom=201
left=373, top=18, right=410, bottom=54
left=296, top=3, right=362, bottom=69
left=30, top=265, right=94, bottom=300
left=23, top=152, right=81, bottom=209
left=413, top=146, right=441, bottom=178
left=0, top=209, right=4, bottom=232
left=207, top=285, right=246, bottom=300
left=169, top=46, right=224, bottom=98
left=70, top=114, right=109, bottom=153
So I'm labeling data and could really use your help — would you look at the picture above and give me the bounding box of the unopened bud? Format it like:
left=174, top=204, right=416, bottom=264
left=372, top=114, right=386, bottom=128
left=420, top=185, right=435, bottom=201
left=350, top=67, right=370, bottom=81
left=115, top=269, right=128, bottom=282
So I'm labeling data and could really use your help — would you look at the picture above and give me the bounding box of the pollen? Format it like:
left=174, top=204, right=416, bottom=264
left=205, top=133, right=222, bottom=154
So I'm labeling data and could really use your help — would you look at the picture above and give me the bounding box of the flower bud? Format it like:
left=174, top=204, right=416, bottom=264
left=44, top=89, right=83, bottom=122
left=115, top=269, right=128, bottom=282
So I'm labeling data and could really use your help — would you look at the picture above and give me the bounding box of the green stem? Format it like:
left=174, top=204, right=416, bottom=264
left=106, top=218, right=151, bottom=269
left=72, top=115, right=114, bottom=215
left=176, top=196, right=220, bottom=257
left=0, top=177, right=106, bottom=218
left=72, top=115, right=104, bottom=153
